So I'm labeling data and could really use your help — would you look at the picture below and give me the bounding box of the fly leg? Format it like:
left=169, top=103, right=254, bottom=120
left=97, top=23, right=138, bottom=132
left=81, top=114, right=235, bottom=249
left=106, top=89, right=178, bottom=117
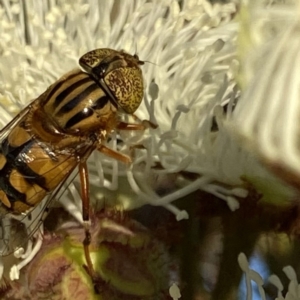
left=131, top=114, right=158, bottom=130
left=116, top=118, right=157, bottom=158
left=117, top=118, right=157, bottom=131
left=97, top=144, right=131, bottom=164
left=79, top=146, right=131, bottom=292
left=78, top=160, right=100, bottom=291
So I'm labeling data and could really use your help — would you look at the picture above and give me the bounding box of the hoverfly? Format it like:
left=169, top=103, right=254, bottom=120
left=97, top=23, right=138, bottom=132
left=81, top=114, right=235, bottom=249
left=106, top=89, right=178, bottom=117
left=0, top=48, right=149, bottom=286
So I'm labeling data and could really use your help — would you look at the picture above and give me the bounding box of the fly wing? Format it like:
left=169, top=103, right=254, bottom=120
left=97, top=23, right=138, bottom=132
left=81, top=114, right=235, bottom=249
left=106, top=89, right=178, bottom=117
left=0, top=158, right=80, bottom=256
left=0, top=94, right=92, bottom=257
left=0, top=117, right=85, bottom=256
left=0, top=105, right=31, bottom=141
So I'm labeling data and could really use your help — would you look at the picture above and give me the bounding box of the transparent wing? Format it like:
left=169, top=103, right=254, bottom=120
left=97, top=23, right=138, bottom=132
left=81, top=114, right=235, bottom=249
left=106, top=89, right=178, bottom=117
left=0, top=106, right=31, bottom=140
left=0, top=114, right=85, bottom=256
left=0, top=160, right=80, bottom=256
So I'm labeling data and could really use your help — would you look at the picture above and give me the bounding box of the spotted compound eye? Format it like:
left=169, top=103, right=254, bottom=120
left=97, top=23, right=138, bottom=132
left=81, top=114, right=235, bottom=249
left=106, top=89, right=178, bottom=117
left=79, top=48, right=144, bottom=114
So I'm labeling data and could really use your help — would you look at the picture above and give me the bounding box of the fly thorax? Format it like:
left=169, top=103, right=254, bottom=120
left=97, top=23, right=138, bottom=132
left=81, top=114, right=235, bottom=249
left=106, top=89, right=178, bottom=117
left=59, top=99, right=118, bottom=135
left=40, top=69, right=118, bottom=135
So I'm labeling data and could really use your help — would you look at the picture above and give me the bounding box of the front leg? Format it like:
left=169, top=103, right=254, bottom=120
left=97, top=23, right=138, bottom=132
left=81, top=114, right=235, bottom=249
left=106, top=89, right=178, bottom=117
left=117, top=114, right=157, bottom=131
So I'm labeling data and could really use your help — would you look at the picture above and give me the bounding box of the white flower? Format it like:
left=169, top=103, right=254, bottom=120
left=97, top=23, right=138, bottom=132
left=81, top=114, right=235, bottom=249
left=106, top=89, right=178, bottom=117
left=240, top=252, right=300, bottom=300
left=270, top=266, right=300, bottom=300
left=0, top=0, right=249, bottom=220
left=233, top=0, right=300, bottom=191
left=235, top=1, right=300, bottom=299
left=238, top=253, right=266, bottom=300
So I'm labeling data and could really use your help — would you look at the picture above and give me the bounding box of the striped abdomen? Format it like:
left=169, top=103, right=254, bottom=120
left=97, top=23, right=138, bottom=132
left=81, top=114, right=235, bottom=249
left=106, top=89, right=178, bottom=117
left=0, top=121, right=77, bottom=214
left=42, top=68, right=118, bottom=134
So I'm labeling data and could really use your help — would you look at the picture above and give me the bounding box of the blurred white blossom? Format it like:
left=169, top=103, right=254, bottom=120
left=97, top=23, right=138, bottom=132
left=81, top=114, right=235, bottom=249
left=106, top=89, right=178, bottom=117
left=236, top=1, right=300, bottom=299
left=233, top=0, right=300, bottom=192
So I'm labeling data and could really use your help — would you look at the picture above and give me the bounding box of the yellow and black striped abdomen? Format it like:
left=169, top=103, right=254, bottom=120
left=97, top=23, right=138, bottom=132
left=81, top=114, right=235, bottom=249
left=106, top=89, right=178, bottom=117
left=42, top=69, right=117, bottom=135
left=0, top=123, right=77, bottom=214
